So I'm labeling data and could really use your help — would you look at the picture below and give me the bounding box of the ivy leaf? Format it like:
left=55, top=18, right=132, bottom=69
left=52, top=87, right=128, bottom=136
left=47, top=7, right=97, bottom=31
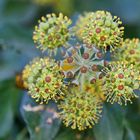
left=16, top=129, right=28, bottom=140
left=20, top=92, right=61, bottom=140
left=0, top=22, right=41, bottom=81
left=124, top=127, right=136, bottom=140
left=0, top=0, right=38, bottom=24
left=54, top=128, right=77, bottom=140
left=123, top=97, right=140, bottom=139
left=0, top=79, right=21, bottom=138
left=93, top=104, right=124, bottom=140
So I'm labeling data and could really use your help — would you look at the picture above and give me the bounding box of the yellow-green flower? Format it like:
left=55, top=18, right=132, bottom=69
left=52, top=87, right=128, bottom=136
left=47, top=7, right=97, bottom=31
left=113, top=38, right=140, bottom=68
left=22, top=57, right=67, bottom=104
left=102, top=61, right=140, bottom=105
left=33, top=13, right=72, bottom=55
left=60, top=44, right=107, bottom=87
left=75, top=11, right=124, bottom=51
left=22, top=58, right=40, bottom=89
left=74, top=12, right=94, bottom=39
left=58, top=83, right=103, bottom=130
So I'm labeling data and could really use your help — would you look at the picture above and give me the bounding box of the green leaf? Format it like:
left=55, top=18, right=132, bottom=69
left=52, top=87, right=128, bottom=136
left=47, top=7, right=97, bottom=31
left=16, top=129, right=29, bottom=140
left=0, top=100, right=13, bottom=138
left=123, top=98, right=140, bottom=139
left=55, top=127, right=94, bottom=140
left=0, top=22, right=40, bottom=81
left=0, top=79, right=21, bottom=138
left=21, top=92, right=61, bottom=140
left=1, top=0, right=38, bottom=24
left=124, top=128, right=136, bottom=140
left=93, top=104, right=124, bottom=140
left=55, top=130, right=75, bottom=140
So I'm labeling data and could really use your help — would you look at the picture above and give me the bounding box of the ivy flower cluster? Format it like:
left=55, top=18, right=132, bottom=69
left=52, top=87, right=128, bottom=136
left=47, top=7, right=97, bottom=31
left=59, top=83, right=103, bottom=130
left=75, top=11, right=124, bottom=51
left=60, top=44, right=107, bottom=87
left=33, top=13, right=72, bottom=55
left=21, top=11, right=140, bottom=130
left=102, top=61, right=139, bottom=105
left=22, top=58, right=67, bottom=104
left=113, top=38, right=140, bottom=69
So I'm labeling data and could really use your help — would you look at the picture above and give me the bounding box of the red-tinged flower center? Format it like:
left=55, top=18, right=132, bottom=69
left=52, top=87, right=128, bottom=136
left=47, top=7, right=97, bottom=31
left=88, top=32, right=93, bottom=36
left=45, top=88, right=49, bottom=93
left=67, top=71, right=74, bottom=78
left=67, top=57, right=73, bottom=63
left=118, top=85, right=124, bottom=90
left=97, top=52, right=103, bottom=58
left=83, top=53, right=89, bottom=59
left=80, top=66, right=88, bottom=73
left=45, top=76, right=51, bottom=83
left=90, top=78, right=96, bottom=84
left=36, top=88, right=40, bottom=92
left=118, top=73, right=124, bottom=79
left=100, top=36, right=106, bottom=41
left=129, top=49, right=135, bottom=54
left=92, top=65, right=98, bottom=71
left=96, top=28, right=101, bottom=33
left=99, top=74, right=103, bottom=79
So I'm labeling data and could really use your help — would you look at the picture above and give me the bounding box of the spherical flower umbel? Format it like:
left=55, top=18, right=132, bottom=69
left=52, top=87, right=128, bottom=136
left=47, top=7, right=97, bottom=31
left=22, top=58, right=40, bottom=89
left=22, top=57, right=67, bottom=104
left=58, top=83, right=103, bottom=130
left=75, top=11, right=124, bottom=51
left=102, top=61, right=140, bottom=105
left=33, top=13, right=72, bottom=55
left=60, top=44, right=107, bottom=87
left=114, top=38, right=140, bottom=67
left=74, top=12, right=94, bottom=39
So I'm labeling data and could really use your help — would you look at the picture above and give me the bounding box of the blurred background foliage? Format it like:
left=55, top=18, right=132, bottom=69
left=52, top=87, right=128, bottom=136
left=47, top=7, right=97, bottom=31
left=0, top=0, right=140, bottom=139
